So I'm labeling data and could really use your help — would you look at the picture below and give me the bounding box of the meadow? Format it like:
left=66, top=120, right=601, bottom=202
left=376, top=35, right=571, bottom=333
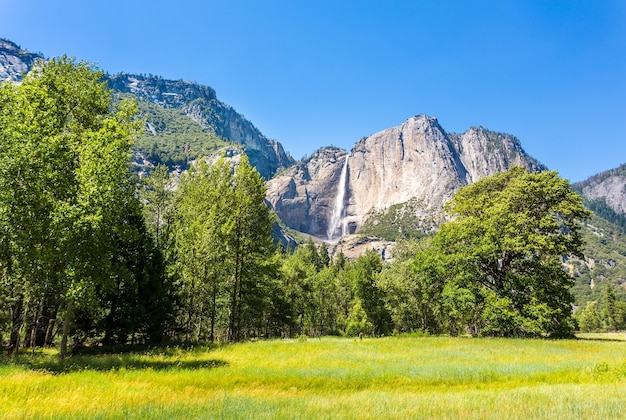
left=1, top=335, right=626, bottom=419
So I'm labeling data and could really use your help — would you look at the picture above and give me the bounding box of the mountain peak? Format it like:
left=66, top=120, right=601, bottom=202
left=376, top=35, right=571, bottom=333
left=267, top=116, right=542, bottom=240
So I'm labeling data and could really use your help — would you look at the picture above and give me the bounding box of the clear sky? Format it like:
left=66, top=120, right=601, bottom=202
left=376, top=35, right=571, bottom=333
left=2, top=0, right=625, bottom=182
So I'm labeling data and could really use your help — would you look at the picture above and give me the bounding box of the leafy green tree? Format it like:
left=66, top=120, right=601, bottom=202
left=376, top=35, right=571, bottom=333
left=577, top=301, right=602, bottom=332
left=0, top=57, right=141, bottom=358
left=348, top=250, right=392, bottom=336
left=432, top=167, right=590, bottom=337
left=142, top=164, right=175, bottom=252
left=172, top=155, right=277, bottom=342
left=173, top=158, right=234, bottom=342
left=319, top=243, right=331, bottom=269
left=378, top=239, right=443, bottom=334
left=345, top=298, right=372, bottom=337
left=227, top=156, right=278, bottom=341
left=279, top=246, right=318, bottom=336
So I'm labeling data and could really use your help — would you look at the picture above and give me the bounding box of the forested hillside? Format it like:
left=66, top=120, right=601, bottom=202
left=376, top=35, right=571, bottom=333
left=125, top=94, right=229, bottom=169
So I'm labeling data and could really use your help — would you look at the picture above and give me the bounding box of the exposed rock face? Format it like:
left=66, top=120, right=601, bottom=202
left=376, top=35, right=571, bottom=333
left=267, top=147, right=347, bottom=238
left=575, top=164, right=626, bottom=215
left=0, top=39, right=43, bottom=82
left=107, top=74, right=293, bottom=179
left=266, top=115, right=544, bottom=240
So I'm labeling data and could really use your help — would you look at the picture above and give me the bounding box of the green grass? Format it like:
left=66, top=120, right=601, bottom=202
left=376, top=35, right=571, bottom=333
left=2, top=336, right=626, bottom=418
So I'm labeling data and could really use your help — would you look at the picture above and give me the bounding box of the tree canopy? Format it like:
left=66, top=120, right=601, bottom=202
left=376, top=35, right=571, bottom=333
left=430, top=167, right=591, bottom=337
left=0, top=57, right=165, bottom=358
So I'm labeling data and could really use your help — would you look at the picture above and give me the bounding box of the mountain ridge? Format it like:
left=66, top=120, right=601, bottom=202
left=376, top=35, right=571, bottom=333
left=266, top=114, right=544, bottom=240
left=0, top=38, right=293, bottom=179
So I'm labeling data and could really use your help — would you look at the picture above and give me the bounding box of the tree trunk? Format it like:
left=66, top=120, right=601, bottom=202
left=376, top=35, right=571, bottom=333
left=60, top=299, right=74, bottom=362
left=8, top=294, right=25, bottom=357
left=210, top=279, right=217, bottom=343
left=45, top=318, right=56, bottom=347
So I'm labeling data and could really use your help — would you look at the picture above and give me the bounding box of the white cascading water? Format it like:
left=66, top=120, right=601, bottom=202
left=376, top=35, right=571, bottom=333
left=327, top=154, right=349, bottom=242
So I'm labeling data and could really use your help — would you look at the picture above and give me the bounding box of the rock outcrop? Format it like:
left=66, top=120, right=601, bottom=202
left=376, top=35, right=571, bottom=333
left=575, top=164, right=626, bottom=216
left=0, top=39, right=43, bottom=82
left=107, top=73, right=293, bottom=179
left=267, top=115, right=544, bottom=241
left=0, top=39, right=293, bottom=179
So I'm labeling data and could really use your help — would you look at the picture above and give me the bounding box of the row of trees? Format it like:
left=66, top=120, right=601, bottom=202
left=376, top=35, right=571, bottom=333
left=0, top=57, right=161, bottom=359
left=2, top=58, right=622, bottom=359
left=274, top=168, right=625, bottom=338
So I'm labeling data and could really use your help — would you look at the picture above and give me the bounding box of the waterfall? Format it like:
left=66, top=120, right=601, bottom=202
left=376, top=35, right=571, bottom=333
left=327, top=154, right=349, bottom=241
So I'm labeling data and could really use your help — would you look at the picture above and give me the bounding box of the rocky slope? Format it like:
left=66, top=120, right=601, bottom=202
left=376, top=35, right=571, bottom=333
left=108, top=74, right=293, bottom=178
left=0, top=39, right=43, bottom=82
left=0, top=39, right=293, bottom=178
left=267, top=115, right=544, bottom=241
left=574, top=164, right=626, bottom=216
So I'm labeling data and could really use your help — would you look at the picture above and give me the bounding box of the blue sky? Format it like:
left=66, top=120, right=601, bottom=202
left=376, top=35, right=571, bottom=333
left=2, top=0, right=625, bottom=182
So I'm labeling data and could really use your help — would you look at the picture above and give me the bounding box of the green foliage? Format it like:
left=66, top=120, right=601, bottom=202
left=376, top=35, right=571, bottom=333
left=581, top=196, right=626, bottom=231
left=0, top=57, right=175, bottom=355
left=569, top=213, right=626, bottom=312
left=171, top=155, right=278, bottom=342
left=603, top=284, right=619, bottom=332
left=359, top=198, right=437, bottom=240
left=345, top=299, right=372, bottom=336
left=577, top=301, right=602, bottom=332
left=349, top=250, right=392, bottom=335
left=418, top=167, right=590, bottom=337
left=123, top=95, right=229, bottom=168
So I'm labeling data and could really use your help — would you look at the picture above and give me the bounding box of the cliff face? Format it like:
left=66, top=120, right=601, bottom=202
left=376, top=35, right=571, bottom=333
left=0, top=39, right=43, bottom=82
left=575, top=164, right=626, bottom=216
left=267, top=115, right=544, bottom=241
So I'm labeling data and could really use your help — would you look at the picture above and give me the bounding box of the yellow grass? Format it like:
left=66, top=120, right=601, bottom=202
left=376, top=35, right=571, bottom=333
left=1, top=335, right=625, bottom=419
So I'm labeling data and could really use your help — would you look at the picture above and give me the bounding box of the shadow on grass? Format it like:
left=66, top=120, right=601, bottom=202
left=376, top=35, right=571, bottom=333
left=575, top=337, right=626, bottom=343
left=2, top=343, right=229, bottom=374
left=49, top=357, right=227, bottom=374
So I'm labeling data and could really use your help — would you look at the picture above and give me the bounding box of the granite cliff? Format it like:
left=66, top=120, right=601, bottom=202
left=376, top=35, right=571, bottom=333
left=574, top=164, right=626, bottom=217
left=0, top=38, right=43, bottom=82
left=267, top=115, right=544, bottom=241
left=108, top=74, right=293, bottom=178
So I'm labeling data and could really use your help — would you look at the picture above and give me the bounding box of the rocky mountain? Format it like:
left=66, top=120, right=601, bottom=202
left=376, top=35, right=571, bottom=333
left=0, top=39, right=43, bottom=81
left=574, top=164, right=626, bottom=219
left=267, top=115, right=544, bottom=241
left=0, top=38, right=293, bottom=179
left=107, top=74, right=293, bottom=178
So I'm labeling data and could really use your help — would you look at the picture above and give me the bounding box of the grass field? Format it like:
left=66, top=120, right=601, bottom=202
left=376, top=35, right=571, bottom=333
left=1, top=335, right=626, bottom=419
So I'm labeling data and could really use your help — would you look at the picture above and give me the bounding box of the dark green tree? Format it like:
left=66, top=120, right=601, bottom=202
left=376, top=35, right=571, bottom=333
left=379, top=239, right=444, bottom=334
left=348, top=250, right=392, bottom=336
left=577, top=301, right=602, bottom=332
left=173, top=158, right=234, bottom=342
left=603, top=284, right=619, bottom=332
left=172, top=155, right=277, bottom=342
left=227, top=155, right=278, bottom=341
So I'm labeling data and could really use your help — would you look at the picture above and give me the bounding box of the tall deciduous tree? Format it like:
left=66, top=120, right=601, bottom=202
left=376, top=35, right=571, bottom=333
left=173, top=155, right=277, bottom=342
left=173, top=158, right=234, bottom=342
left=227, top=155, right=277, bottom=341
left=0, top=57, right=141, bottom=358
left=430, top=167, right=590, bottom=337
